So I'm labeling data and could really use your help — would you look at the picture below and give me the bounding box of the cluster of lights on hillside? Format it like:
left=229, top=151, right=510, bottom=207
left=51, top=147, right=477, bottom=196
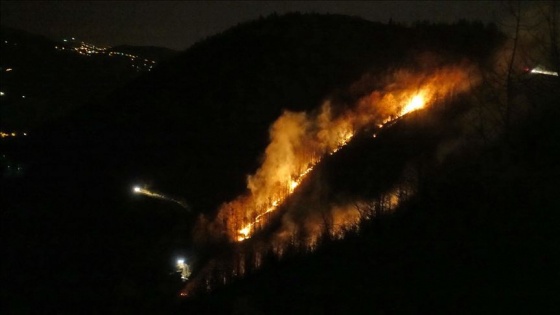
left=0, top=131, right=27, bottom=139
left=57, top=41, right=108, bottom=56
left=1, top=37, right=159, bottom=105
left=54, top=38, right=157, bottom=72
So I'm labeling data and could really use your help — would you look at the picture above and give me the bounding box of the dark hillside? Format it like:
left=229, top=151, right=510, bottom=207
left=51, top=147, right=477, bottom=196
left=54, top=13, right=501, bottom=213
left=181, top=78, right=560, bottom=315
left=2, top=14, right=509, bottom=314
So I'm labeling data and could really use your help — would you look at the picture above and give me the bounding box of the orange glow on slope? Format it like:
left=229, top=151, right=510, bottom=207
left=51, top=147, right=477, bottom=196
left=181, top=64, right=478, bottom=296
left=233, top=123, right=353, bottom=241
left=198, top=64, right=477, bottom=245
left=236, top=164, right=319, bottom=241
left=183, top=64, right=480, bottom=298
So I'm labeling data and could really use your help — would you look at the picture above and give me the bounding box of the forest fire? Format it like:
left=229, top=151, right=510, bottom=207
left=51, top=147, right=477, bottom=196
left=202, top=64, right=476, bottom=244
left=228, top=82, right=433, bottom=241
left=187, top=63, right=479, bottom=296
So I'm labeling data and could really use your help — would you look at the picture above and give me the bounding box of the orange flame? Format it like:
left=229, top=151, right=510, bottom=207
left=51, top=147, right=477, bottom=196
left=401, top=92, right=426, bottom=116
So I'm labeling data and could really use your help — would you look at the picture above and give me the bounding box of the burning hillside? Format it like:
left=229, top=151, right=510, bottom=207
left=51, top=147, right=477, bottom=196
left=183, top=62, right=480, bottom=296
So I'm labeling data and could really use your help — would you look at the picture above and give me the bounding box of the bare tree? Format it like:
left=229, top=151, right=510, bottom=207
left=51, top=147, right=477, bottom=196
left=505, top=1, right=522, bottom=136
left=535, top=1, right=560, bottom=75
left=319, top=207, right=335, bottom=240
left=470, top=1, right=558, bottom=144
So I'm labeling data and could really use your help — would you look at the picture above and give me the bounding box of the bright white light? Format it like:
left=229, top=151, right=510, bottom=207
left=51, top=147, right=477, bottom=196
left=0, top=92, right=4, bottom=96
left=133, top=186, right=141, bottom=193
left=401, top=94, right=425, bottom=115
left=531, top=67, right=559, bottom=77
left=176, top=258, right=190, bottom=281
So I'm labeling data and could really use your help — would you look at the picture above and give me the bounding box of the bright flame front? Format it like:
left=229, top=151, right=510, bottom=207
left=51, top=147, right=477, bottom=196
left=401, top=93, right=426, bottom=116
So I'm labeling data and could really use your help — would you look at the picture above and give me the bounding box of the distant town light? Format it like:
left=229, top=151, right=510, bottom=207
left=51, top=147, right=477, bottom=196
left=6, top=68, right=12, bottom=72
left=22, top=95, right=26, bottom=99
left=0, top=92, right=4, bottom=96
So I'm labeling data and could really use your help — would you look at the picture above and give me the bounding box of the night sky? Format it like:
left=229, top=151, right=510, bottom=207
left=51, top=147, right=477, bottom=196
left=1, top=1, right=504, bottom=50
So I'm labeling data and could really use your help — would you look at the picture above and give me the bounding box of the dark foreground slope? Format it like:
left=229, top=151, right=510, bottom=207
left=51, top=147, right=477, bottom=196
left=180, top=77, right=560, bottom=314
left=2, top=14, right=506, bottom=314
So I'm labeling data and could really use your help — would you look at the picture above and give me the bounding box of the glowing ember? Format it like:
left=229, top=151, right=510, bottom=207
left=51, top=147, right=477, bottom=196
left=290, top=180, right=298, bottom=191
